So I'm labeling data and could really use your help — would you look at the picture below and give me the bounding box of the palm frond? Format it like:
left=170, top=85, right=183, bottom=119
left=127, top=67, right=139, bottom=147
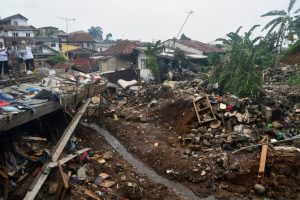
left=261, top=10, right=287, bottom=17
left=266, top=18, right=285, bottom=36
left=227, top=32, right=243, bottom=42
left=262, top=17, right=283, bottom=31
left=216, top=38, right=231, bottom=45
left=252, top=36, right=263, bottom=44
left=288, top=0, right=297, bottom=13
left=294, top=8, right=300, bottom=14
left=246, top=24, right=260, bottom=37
left=235, top=26, right=243, bottom=34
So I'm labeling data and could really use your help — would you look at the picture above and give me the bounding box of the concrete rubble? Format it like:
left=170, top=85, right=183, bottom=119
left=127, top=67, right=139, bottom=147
left=101, top=67, right=300, bottom=199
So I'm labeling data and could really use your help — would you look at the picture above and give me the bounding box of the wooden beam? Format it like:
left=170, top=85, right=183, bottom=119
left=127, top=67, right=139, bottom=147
left=57, top=162, right=68, bottom=189
left=258, top=144, right=268, bottom=179
left=52, top=99, right=91, bottom=162
left=48, top=148, right=91, bottom=168
left=23, top=99, right=91, bottom=200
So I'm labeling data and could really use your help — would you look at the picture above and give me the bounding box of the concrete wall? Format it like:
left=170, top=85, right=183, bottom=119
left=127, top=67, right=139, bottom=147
left=44, top=41, right=60, bottom=52
left=7, top=30, right=35, bottom=37
left=99, top=56, right=134, bottom=72
left=137, top=51, right=153, bottom=81
left=10, top=17, right=28, bottom=26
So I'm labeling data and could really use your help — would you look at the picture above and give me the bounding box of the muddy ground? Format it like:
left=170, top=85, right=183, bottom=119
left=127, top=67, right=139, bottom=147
left=67, top=125, right=180, bottom=200
left=101, top=84, right=300, bottom=200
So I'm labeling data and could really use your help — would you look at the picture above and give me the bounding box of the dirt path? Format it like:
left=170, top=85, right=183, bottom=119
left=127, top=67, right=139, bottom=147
left=83, top=123, right=216, bottom=200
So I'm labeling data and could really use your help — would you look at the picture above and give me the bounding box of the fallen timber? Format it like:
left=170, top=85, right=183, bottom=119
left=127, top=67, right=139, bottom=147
left=23, top=100, right=92, bottom=200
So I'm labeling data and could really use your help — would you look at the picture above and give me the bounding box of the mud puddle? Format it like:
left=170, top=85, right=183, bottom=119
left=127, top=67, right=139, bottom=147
left=82, top=122, right=215, bottom=200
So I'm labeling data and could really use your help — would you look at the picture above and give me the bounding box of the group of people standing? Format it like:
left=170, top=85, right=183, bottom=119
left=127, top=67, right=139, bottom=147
left=0, top=41, right=35, bottom=79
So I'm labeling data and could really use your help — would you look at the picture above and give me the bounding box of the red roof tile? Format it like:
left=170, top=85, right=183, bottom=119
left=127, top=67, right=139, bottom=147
left=68, top=31, right=96, bottom=43
left=2, top=25, right=36, bottom=31
left=101, top=40, right=138, bottom=56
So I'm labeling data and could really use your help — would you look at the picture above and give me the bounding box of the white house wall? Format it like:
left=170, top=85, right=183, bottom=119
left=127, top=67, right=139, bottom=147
left=44, top=41, right=60, bottom=52
left=7, top=30, right=35, bottom=37
left=10, top=17, right=28, bottom=26
left=137, top=51, right=153, bottom=81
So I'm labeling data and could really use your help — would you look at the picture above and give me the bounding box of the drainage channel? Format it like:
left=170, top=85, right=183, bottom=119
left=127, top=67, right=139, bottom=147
left=83, top=123, right=215, bottom=200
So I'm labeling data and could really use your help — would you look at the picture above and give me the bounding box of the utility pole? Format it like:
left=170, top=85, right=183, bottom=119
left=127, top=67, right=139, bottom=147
left=56, top=17, right=75, bottom=59
left=176, top=10, right=194, bottom=39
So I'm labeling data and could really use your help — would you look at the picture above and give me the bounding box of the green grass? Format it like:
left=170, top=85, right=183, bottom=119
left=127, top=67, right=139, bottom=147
left=285, top=74, right=300, bottom=86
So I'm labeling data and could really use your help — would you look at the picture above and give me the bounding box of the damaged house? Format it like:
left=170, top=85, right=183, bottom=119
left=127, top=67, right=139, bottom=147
left=68, top=31, right=97, bottom=51
left=97, top=40, right=152, bottom=80
left=161, top=39, right=224, bottom=64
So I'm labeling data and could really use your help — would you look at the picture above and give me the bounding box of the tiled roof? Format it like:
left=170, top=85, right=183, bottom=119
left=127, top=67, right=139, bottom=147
left=176, top=40, right=224, bottom=54
left=2, top=25, right=36, bottom=31
left=68, top=31, right=96, bottom=43
left=101, top=40, right=138, bottom=56
left=35, top=35, right=59, bottom=43
left=0, top=14, right=28, bottom=22
left=55, top=30, right=67, bottom=36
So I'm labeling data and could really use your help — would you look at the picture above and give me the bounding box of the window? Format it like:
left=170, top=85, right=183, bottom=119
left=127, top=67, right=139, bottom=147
left=51, top=42, right=56, bottom=47
left=87, top=43, right=90, bottom=47
left=26, top=33, right=30, bottom=37
left=13, top=32, right=19, bottom=37
left=13, top=21, right=18, bottom=25
left=141, top=59, right=148, bottom=69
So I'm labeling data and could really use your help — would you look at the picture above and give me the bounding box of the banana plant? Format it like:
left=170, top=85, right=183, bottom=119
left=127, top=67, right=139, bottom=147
left=261, top=0, right=300, bottom=48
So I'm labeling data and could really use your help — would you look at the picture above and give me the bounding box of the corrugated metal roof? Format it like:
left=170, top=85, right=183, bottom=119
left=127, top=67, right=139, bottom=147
left=176, top=40, right=224, bottom=54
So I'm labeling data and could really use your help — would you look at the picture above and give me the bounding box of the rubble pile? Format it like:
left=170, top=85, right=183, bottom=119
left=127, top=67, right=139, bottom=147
left=263, top=64, right=299, bottom=83
left=0, top=70, right=105, bottom=116
left=103, top=75, right=300, bottom=199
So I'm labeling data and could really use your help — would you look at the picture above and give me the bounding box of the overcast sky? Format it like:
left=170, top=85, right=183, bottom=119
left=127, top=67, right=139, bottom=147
left=2, top=0, right=299, bottom=43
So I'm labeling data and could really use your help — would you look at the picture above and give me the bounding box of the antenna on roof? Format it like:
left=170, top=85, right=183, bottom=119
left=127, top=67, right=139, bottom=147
left=56, top=17, right=75, bottom=34
left=176, top=10, right=193, bottom=39
left=56, top=17, right=75, bottom=59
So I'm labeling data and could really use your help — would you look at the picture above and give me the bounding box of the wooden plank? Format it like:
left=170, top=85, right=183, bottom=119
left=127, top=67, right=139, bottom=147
left=23, top=100, right=91, bottom=200
left=193, top=100, right=201, bottom=125
left=258, top=144, right=268, bottom=178
left=198, top=107, right=210, bottom=113
left=57, top=162, right=68, bottom=189
left=48, top=148, right=91, bottom=168
left=205, top=95, right=216, bottom=120
left=52, top=99, right=91, bottom=162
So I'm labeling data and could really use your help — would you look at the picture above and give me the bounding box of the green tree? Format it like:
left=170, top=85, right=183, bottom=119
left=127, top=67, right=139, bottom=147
left=261, top=0, right=300, bottom=48
left=180, top=33, right=191, bottom=40
left=105, top=33, right=112, bottom=40
left=214, top=25, right=265, bottom=97
left=145, top=40, right=164, bottom=83
left=88, top=26, right=103, bottom=40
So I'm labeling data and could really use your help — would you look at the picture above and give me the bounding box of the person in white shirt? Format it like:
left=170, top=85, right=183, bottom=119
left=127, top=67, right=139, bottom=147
left=22, top=41, right=35, bottom=72
left=0, top=42, right=8, bottom=78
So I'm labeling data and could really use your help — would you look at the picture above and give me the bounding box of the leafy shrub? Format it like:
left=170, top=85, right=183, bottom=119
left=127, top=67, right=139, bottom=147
left=46, top=55, right=67, bottom=65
